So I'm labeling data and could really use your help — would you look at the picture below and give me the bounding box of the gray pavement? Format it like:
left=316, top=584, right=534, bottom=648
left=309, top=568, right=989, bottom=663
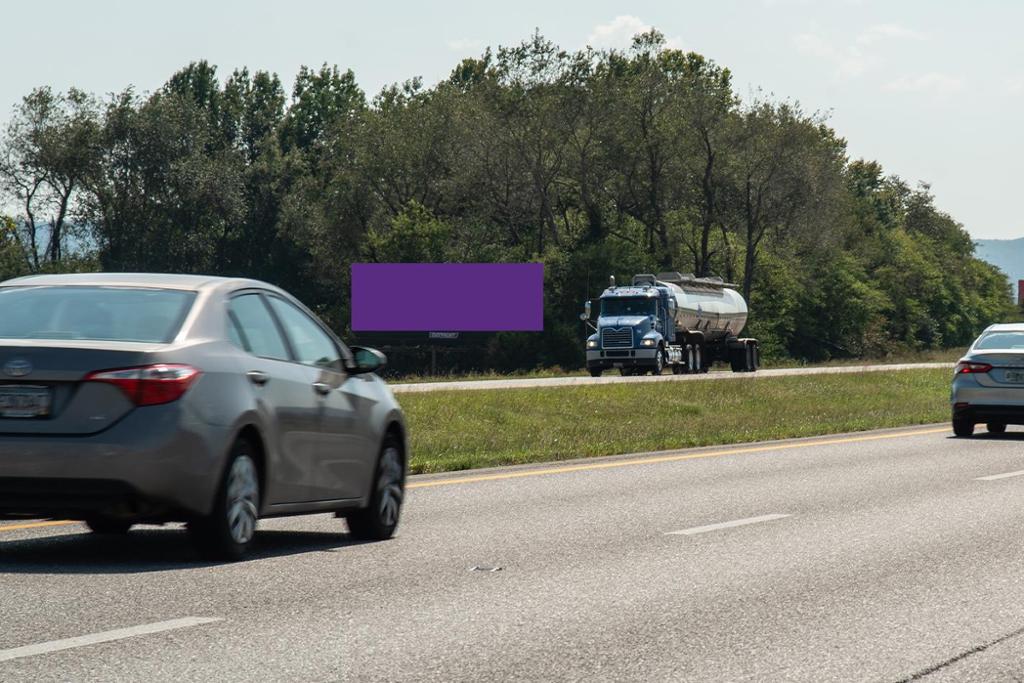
left=5, top=424, right=1024, bottom=681
left=390, top=362, right=953, bottom=393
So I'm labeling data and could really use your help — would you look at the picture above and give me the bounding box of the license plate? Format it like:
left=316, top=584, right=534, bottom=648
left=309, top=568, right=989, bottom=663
left=0, top=385, right=52, bottom=418
left=1006, top=371, right=1024, bottom=383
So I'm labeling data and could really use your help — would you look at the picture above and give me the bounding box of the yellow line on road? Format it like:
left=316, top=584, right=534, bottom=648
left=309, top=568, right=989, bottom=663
left=407, top=426, right=950, bottom=489
left=0, top=519, right=79, bottom=533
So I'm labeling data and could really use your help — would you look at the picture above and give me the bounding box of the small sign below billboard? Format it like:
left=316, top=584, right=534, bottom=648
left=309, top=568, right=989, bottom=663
left=428, top=332, right=460, bottom=340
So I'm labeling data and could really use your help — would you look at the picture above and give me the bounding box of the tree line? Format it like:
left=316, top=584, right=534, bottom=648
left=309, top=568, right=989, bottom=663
left=0, top=31, right=1013, bottom=372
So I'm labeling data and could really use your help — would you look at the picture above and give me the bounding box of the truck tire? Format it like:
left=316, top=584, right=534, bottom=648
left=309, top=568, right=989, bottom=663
left=730, top=347, right=745, bottom=373
left=987, top=422, right=1007, bottom=435
left=684, top=345, right=695, bottom=374
left=691, top=344, right=703, bottom=374
left=751, top=343, right=760, bottom=371
left=589, top=368, right=602, bottom=377
left=652, top=346, right=665, bottom=375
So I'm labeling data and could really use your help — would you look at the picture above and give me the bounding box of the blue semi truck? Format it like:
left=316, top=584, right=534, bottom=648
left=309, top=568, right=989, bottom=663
left=582, top=272, right=760, bottom=376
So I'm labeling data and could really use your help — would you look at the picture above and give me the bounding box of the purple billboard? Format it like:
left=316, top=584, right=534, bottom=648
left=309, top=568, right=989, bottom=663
left=351, top=263, right=544, bottom=331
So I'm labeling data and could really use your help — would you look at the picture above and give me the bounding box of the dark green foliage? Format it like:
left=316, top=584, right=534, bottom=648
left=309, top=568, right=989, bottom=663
left=0, top=32, right=1013, bottom=373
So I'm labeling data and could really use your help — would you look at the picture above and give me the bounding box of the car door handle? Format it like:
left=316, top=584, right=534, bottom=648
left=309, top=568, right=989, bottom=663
left=246, top=370, right=269, bottom=386
left=312, top=382, right=331, bottom=396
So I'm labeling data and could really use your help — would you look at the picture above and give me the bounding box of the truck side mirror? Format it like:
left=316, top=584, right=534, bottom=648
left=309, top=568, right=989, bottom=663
left=579, top=300, right=592, bottom=321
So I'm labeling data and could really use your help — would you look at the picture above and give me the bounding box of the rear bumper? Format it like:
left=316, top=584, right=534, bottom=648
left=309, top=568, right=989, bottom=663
left=586, top=348, right=659, bottom=369
left=0, top=405, right=226, bottom=519
left=952, top=404, right=1024, bottom=425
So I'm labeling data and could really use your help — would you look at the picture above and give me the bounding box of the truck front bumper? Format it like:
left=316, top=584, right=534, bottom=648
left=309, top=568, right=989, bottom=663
left=586, top=348, right=659, bottom=370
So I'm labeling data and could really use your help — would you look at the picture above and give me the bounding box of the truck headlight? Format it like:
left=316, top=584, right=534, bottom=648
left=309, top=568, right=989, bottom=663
left=640, top=338, right=656, bottom=347
left=587, top=340, right=598, bottom=348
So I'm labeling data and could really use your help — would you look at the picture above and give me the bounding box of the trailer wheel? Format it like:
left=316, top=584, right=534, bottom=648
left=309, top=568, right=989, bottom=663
left=751, top=342, right=760, bottom=372
left=729, top=347, right=745, bottom=373
left=589, top=368, right=603, bottom=377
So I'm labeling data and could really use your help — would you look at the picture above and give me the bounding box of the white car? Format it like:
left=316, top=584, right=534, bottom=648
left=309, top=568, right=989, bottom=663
left=951, top=323, right=1024, bottom=437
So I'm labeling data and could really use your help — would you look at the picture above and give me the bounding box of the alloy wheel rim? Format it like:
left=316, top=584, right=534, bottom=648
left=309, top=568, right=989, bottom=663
left=226, top=455, right=259, bottom=545
left=376, top=446, right=404, bottom=528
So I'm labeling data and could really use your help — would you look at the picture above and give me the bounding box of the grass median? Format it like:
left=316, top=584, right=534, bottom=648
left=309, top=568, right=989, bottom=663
left=401, top=367, right=952, bottom=474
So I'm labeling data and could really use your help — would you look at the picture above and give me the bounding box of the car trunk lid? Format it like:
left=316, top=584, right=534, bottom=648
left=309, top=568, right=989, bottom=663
left=0, top=341, right=163, bottom=435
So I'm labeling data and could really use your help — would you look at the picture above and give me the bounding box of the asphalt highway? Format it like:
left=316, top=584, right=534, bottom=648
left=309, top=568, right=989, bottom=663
left=390, top=362, right=952, bottom=393
left=6, top=424, right=1024, bottom=681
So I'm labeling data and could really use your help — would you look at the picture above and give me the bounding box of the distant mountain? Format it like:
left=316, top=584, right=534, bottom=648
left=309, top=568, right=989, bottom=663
left=974, top=237, right=1024, bottom=300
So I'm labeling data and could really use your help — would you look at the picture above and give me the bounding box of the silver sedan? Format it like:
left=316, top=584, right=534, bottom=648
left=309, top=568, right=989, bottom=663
left=0, top=273, right=408, bottom=560
left=951, top=323, right=1024, bottom=437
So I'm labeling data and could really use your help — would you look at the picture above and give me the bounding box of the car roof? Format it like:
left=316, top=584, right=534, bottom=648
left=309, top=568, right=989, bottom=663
left=0, top=272, right=274, bottom=292
left=983, top=323, right=1024, bottom=333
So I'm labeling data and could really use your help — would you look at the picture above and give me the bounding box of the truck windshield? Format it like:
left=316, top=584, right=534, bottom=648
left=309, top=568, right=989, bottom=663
left=601, top=298, right=656, bottom=317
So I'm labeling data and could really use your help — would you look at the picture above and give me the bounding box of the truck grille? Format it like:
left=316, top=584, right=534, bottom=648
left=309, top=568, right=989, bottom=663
left=601, top=328, right=632, bottom=349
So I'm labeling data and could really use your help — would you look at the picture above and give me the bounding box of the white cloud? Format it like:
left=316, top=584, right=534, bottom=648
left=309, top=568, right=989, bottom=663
left=586, top=15, right=683, bottom=51
left=1004, top=77, right=1024, bottom=96
left=793, top=32, right=874, bottom=78
left=884, top=72, right=964, bottom=95
left=446, top=38, right=485, bottom=52
left=794, top=23, right=925, bottom=80
left=856, top=24, right=926, bottom=45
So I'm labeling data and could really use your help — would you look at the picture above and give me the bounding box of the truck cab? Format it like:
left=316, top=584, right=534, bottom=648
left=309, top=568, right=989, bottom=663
left=585, top=282, right=677, bottom=376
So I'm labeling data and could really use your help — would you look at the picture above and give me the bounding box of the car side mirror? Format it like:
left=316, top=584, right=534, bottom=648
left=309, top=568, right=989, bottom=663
left=348, top=346, right=388, bottom=375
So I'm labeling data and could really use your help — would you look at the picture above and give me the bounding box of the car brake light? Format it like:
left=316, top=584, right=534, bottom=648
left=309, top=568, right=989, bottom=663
left=955, top=361, right=993, bottom=375
left=85, top=364, right=201, bottom=406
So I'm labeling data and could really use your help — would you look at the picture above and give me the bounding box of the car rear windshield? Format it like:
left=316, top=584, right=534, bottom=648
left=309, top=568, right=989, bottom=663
left=0, top=286, right=196, bottom=343
left=975, top=332, right=1024, bottom=350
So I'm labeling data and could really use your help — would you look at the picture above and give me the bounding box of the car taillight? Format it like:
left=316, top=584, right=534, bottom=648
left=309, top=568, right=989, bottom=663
left=955, top=361, right=993, bottom=375
left=85, top=364, right=201, bottom=406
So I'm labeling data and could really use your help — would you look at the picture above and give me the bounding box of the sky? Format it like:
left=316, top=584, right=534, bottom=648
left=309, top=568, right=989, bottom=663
left=2, top=0, right=1021, bottom=239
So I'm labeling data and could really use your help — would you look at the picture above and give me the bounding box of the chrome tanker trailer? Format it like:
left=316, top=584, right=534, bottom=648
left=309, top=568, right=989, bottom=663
left=581, top=272, right=759, bottom=376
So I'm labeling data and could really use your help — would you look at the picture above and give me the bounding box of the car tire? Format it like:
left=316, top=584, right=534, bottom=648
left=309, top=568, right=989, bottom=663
left=189, top=439, right=260, bottom=561
left=346, top=435, right=405, bottom=542
left=85, top=517, right=132, bottom=535
left=952, top=418, right=975, bottom=438
left=987, top=422, right=1007, bottom=435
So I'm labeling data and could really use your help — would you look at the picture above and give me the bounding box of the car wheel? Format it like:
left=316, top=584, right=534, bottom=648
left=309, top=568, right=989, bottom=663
left=952, top=418, right=975, bottom=438
left=189, top=440, right=260, bottom=561
left=987, top=422, right=1007, bottom=435
left=85, top=517, right=132, bottom=535
left=347, top=436, right=404, bottom=541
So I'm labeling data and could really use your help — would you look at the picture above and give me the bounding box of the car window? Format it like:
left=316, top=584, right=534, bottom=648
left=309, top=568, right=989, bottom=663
left=266, top=297, right=342, bottom=370
left=975, top=332, right=1024, bottom=350
left=228, top=294, right=290, bottom=360
left=227, top=312, right=248, bottom=351
left=0, top=286, right=195, bottom=343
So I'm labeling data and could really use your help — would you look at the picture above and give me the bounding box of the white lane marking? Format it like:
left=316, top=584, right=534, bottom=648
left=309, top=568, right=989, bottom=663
left=0, top=617, right=222, bottom=663
left=976, top=469, right=1024, bottom=482
left=665, top=514, right=791, bottom=536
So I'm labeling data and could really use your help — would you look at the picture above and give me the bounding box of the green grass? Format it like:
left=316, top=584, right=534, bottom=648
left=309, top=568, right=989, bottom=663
left=391, top=349, right=962, bottom=384
left=401, top=368, right=952, bottom=474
